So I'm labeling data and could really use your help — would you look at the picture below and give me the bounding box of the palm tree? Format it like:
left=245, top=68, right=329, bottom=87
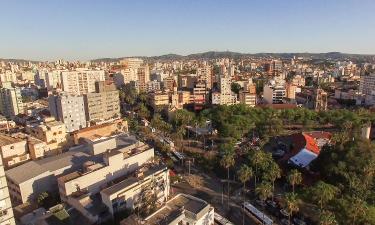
left=319, top=210, right=338, bottom=225
left=284, top=192, right=299, bottom=225
left=264, top=162, right=281, bottom=201
left=287, top=169, right=302, bottom=193
left=249, top=150, right=266, bottom=189
left=309, top=181, right=338, bottom=211
left=255, top=182, right=273, bottom=202
left=220, top=151, right=235, bottom=208
left=237, top=165, right=253, bottom=225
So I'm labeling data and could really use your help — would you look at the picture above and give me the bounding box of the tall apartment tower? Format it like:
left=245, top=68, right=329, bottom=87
left=60, top=69, right=105, bottom=94
left=0, top=158, right=16, bottom=225
left=84, top=81, right=120, bottom=124
left=0, top=83, right=24, bottom=118
left=137, top=65, right=150, bottom=92
left=48, top=93, right=87, bottom=132
left=197, top=65, right=213, bottom=90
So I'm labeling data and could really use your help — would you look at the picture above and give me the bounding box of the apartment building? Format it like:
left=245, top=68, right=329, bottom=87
left=263, top=80, right=286, bottom=104
left=25, top=117, right=67, bottom=152
left=0, top=83, right=24, bottom=118
left=57, top=135, right=154, bottom=202
left=100, top=164, right=169, bottom=216
left=0, top=158, right=16, bottom=225
left=121, top=194, right=214, bottom=225
left=197, top=65, right=213, bottom=90
left=137, top=65, right=150, bottom=92
left=48, top=93, right=87, bottom=132
left=5, top=150, right=95, bottom=205
left=60, top=69, right=105, bottom=94
left=239, top=91, right=256, bottom=107
left=0, top=134, right=30, bottom=169
left=71, top=119, right=128, bottom=145
left=148, top=92, right=170, bottom=108
left=83, top=81, right=120, bottom=124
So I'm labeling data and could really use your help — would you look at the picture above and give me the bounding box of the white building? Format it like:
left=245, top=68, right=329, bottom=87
left=48, top=93, right=87, bottom=132
left=263, top=80, right=286, bottom=104
left=60, top=69, right=105, bottom=94
left=0, top=158, right=16, bottom=225
left=0, top=83, right=24, bottom=118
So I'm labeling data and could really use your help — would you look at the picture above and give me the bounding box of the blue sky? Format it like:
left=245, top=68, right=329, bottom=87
left=1, top=0, right=375, bottom=61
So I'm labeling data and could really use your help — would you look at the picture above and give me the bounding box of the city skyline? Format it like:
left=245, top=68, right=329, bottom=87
left=1, top=0, right=375, bottom=61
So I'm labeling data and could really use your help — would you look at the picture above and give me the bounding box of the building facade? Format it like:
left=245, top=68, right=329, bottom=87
left=48, top=93, right=87, bottom=132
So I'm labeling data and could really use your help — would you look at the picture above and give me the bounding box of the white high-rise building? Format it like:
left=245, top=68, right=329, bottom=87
left=263, top=80, right=286, bottom=104
left=0, top=158, right=16, bottom=225
left=0, top=83, right=24, bottom=118
left=48, top=93, right=87, bottom=132
left=60, top=69, right=105, bottom=94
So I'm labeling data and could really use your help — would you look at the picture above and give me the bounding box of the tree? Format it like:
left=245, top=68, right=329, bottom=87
left=249, top=150, right=266, bottom=189
left=120, top=83, right=137, bottom=105
left=237, top=165, right=253, bottom=225
left=231, top=83, right=242, bottom=95
left=255, top=182, right=273, bottom=202
left=220, top=151, right=235, bottom=208
left=287, top=169, right=302, bottom=193
left=319, top=210, right=338, bottom=225
left=264, top=161, right=281, bottom=201
left=284, top=193, right=300, bottom=224
left=308, top=181, right=338, bottom=211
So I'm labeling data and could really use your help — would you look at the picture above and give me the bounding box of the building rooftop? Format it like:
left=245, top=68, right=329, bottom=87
left=121, top=194, right=211, bottom=225
left=0, top=134, right=23, bottom=146
left=101, top=164, right=167, bottom=196
left=6, top=150, right=100, bottom=184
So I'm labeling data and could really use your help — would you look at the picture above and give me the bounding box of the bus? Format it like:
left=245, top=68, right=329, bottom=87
left=243, top=202, right=273, bottom=225
left=172, top=151, right=185, bottom=161
left=214, top=212, right=234, bottom=225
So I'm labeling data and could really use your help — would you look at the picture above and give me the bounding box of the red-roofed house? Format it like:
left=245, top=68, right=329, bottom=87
left=288, top=131, right=331, bottom=168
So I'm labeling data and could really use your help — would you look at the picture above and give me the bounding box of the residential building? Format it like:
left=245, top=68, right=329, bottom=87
left=0, top=83, right=24, bottom=118
left=57, top=135, right=154, bottom=202
left=149, top=92, right=170, bottom=109
left=6, top=150, right=95, bottom=205
left=313, top=88, right=328, bottom=111
left=100, top=164, right=169, bottom=216
left=83, top=81, right=120, bottom=124
left=0, top=134, right=30, bottom=169
left=263, top=80, right=286, bottom=104
left=239, top=91, right=256, bottom=107
left=25, top=117, right=67, bottom=152
left=60, top=69, right=105, bottom=94
left=0, top=158, right=16, bottom=225
left=48, top=93, right=87, bottom=132
left=121, top=194, right=214, bottom=225
left=197, top=65, right=213, bottom=89
left=137, top=65, right=150, bottom=92
left=71, top=119, right=128, bottom=145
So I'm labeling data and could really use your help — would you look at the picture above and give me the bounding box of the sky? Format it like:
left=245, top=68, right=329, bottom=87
left=1, top=0, right=375, bottom=61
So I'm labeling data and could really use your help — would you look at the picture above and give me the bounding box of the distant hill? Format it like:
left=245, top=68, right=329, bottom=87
left=92, top=51, right=375, bottom=63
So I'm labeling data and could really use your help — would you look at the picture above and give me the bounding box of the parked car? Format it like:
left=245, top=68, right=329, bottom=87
left=255, top=199, right=267, bottom=208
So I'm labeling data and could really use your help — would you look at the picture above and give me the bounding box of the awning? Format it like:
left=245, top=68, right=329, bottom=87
left=289, top=148, right=318, bottom=168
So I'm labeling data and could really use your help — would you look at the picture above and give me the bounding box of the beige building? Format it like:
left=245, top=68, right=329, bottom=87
left=0, top=158, right=16, bottom=225
left=84, top=81, right=120, bottom=124
left=0, top=134, right=30, bottom=169
left=72, top=119, right=128, bottom=145
left=60, top=69, right=105, bottom=95
left=148, top=91, right=170, bottom=108
left=26, top=117, right=68, bottom=152
left=239, top=91, right=256, bottom=107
